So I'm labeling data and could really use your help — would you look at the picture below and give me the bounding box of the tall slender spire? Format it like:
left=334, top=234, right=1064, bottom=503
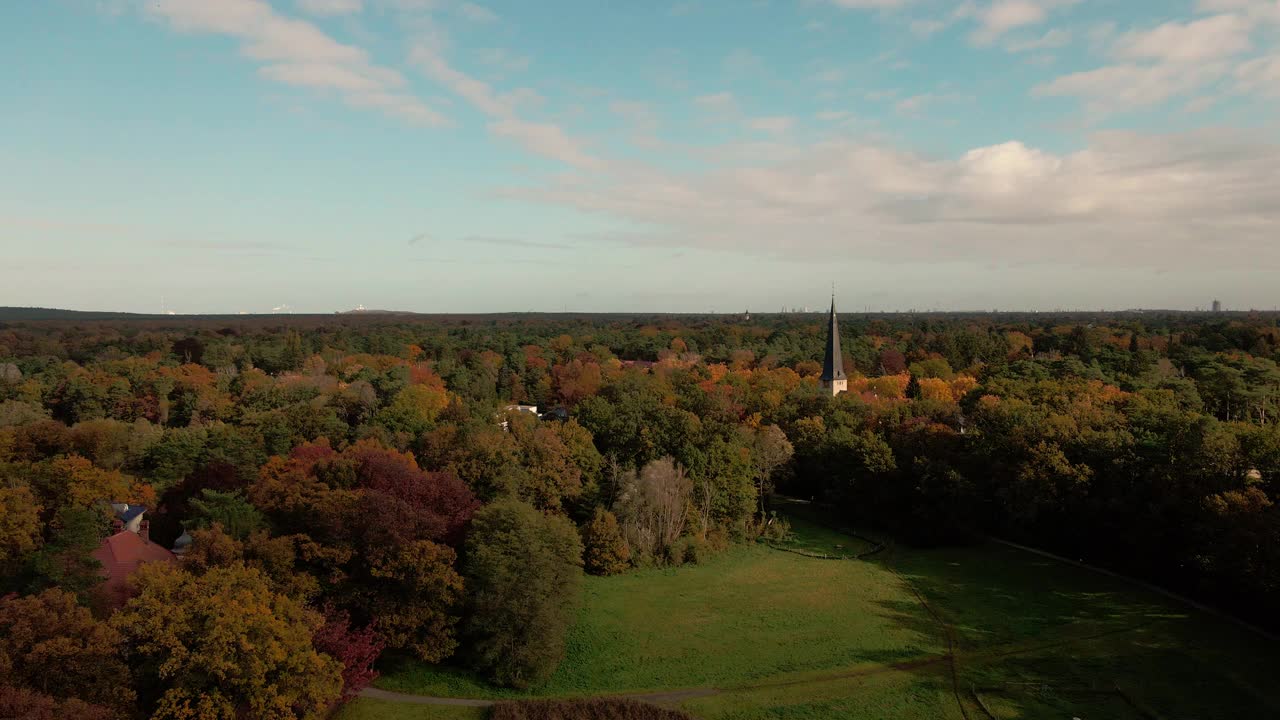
left=821, top=292, right=846, bottom=385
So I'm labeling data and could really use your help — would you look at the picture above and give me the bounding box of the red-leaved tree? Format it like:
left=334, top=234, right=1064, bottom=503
left=313, top=605, right=385, bottom=701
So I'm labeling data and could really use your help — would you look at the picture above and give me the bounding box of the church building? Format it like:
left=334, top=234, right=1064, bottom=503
left=821, top=294, right=847, bottom=396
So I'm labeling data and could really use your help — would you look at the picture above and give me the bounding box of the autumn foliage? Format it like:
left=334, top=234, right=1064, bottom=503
left=581, top=507, right=631, bottom=576
left=313, top=604, right=385, bottom=699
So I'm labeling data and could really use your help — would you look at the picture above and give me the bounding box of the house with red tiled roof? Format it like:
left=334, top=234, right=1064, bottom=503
left=92, top=506, right=177, bottom=609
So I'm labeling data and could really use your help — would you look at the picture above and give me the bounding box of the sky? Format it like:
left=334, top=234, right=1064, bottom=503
left=2, top=0, right=1279, bottom=314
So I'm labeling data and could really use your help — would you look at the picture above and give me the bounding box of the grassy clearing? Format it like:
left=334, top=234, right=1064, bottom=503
left=379, top=536, right=937, bottom=699
left=378, top=501, right=1280, bottom=719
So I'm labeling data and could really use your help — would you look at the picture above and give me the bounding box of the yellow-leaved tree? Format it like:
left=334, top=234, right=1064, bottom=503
left=112, top=562, right=342, bottom=720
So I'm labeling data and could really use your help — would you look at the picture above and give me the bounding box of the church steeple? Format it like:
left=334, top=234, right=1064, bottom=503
left=821, top=292, right=847, bottom=396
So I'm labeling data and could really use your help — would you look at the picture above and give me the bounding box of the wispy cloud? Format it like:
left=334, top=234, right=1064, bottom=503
left=1034, top=10, right=1263, bottom=113
left=961, top=0, right=1078, bottom=46
left=1005, top=28, right=1070, bottom=52
left=457, top=2, right=497, bottom=22
left=910, top=19, right=947, bottom=37
left=827, top=0, right=912, bottom=8
left=295, top=0, right=362, bottom=17
left=147, top=0, right=446, bottom=126
left=409, top=43, right=600, bottom=168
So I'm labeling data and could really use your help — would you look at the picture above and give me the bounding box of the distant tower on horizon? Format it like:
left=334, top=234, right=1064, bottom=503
left=821, top=293, right=847, bottom=397
left=1212, top=299, right=1222, bottom=313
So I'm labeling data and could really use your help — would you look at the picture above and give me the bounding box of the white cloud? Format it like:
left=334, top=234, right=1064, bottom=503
left=895, top=92, right=970, bottom=116
left=962, top=0, right=1077, bottom=45
left=1196, top=0, right=1280, bottom=24
left=147, top=0, right=445, bottom=126
left=910, top=19, right=947, bottom=37
left=1035, top=9, right=1264, bottom=113
left=457, top=2, right=497, bottom=22
left=259, top=62, right=400, bottom=92
left=1235, top=53, right=1280, bottom=95
left=1005, top=28, right=1070, bottom=52
left=490, top=120, right=596, bottom=168
left=828, top=0, right=911, bottom=8
left=1114, top=14, right=1253, bottom=63
left=1034, top=61, right=1229, bottom=111
left=508, top=129, right=1280, bottom=270
left=409, top=43, right=600, bottom=168
left=295, top=0, right=362, bottom=16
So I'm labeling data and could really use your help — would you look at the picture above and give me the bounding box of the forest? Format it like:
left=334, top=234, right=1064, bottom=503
left=1, top=308, right=1278, bottom=719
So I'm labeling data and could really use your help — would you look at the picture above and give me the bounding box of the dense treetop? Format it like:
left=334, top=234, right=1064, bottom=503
left=0, top=310, right=1277, bottom=717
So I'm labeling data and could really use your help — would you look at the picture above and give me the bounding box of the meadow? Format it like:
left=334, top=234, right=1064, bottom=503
left=342, top=501, right=1280, bottom=720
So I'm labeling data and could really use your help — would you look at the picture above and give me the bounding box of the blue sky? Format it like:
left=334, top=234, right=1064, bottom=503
left=2, top=0, right=1278, bottom=313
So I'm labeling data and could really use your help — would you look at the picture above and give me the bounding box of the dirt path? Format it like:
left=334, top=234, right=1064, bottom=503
left=360, top=688, right=493, bottom=706
left=359, top=686, right=719, bottom=707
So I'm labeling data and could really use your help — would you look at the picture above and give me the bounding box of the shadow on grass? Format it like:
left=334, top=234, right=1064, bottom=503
left=775, top=506, right=1280, bottom=720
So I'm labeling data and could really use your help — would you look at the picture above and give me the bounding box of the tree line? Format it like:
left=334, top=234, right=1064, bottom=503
left=0, top=310, right=1277, bottom=718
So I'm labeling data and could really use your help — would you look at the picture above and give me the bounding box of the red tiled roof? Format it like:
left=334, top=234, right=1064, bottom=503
left=92, top=531, right=176, bottom=608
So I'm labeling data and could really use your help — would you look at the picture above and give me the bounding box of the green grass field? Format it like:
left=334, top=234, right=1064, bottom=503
left=359, top=498, right=1280, bottom=720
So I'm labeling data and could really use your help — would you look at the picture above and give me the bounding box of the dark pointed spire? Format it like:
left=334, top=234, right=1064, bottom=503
left=821, top=292, right=845, bottom=382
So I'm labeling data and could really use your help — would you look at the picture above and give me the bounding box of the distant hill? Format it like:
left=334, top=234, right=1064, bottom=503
left=337, top=307, right=418, bottom=315
left=0, top=306, right=424, bottom=321
left=0, top=307, right=157, bottom=321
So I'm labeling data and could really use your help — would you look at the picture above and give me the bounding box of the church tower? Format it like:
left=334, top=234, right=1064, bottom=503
left=821, top=293, right=847, bottom=396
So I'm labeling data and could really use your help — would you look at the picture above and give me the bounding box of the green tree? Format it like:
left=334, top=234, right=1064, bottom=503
left=364, top=540, right=464, bottom=662
left=21, top=507, right=104, bottom=603
left=463, top=499, right=583, bottom=688
left=187, top=489, right=265, bottom=540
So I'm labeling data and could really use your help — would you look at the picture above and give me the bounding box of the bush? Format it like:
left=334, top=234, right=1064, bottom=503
left=490, top=698, right=695, bottom=720
left=753, top=512, right=791, bottom=541
left=581, top=507, right=631, bottom=576
left=682, top=536, right=703, bottom=565
left=661, top=538, right=686, bottom=567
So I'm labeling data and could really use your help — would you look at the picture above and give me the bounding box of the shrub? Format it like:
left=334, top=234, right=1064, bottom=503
left=754, top=512, right=791, bottom=541
left=490, top=698, right=695, bottom=720
left=682, top=536, right=703, bottom=565
left=581, top=507, right=631, bottom=576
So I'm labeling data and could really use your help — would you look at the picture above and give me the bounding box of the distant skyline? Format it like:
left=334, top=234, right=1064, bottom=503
left=3, top=0, right=1279, bottom=314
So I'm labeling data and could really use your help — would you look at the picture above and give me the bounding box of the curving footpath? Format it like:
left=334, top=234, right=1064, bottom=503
left=359, top=686, right=720, bottom=707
